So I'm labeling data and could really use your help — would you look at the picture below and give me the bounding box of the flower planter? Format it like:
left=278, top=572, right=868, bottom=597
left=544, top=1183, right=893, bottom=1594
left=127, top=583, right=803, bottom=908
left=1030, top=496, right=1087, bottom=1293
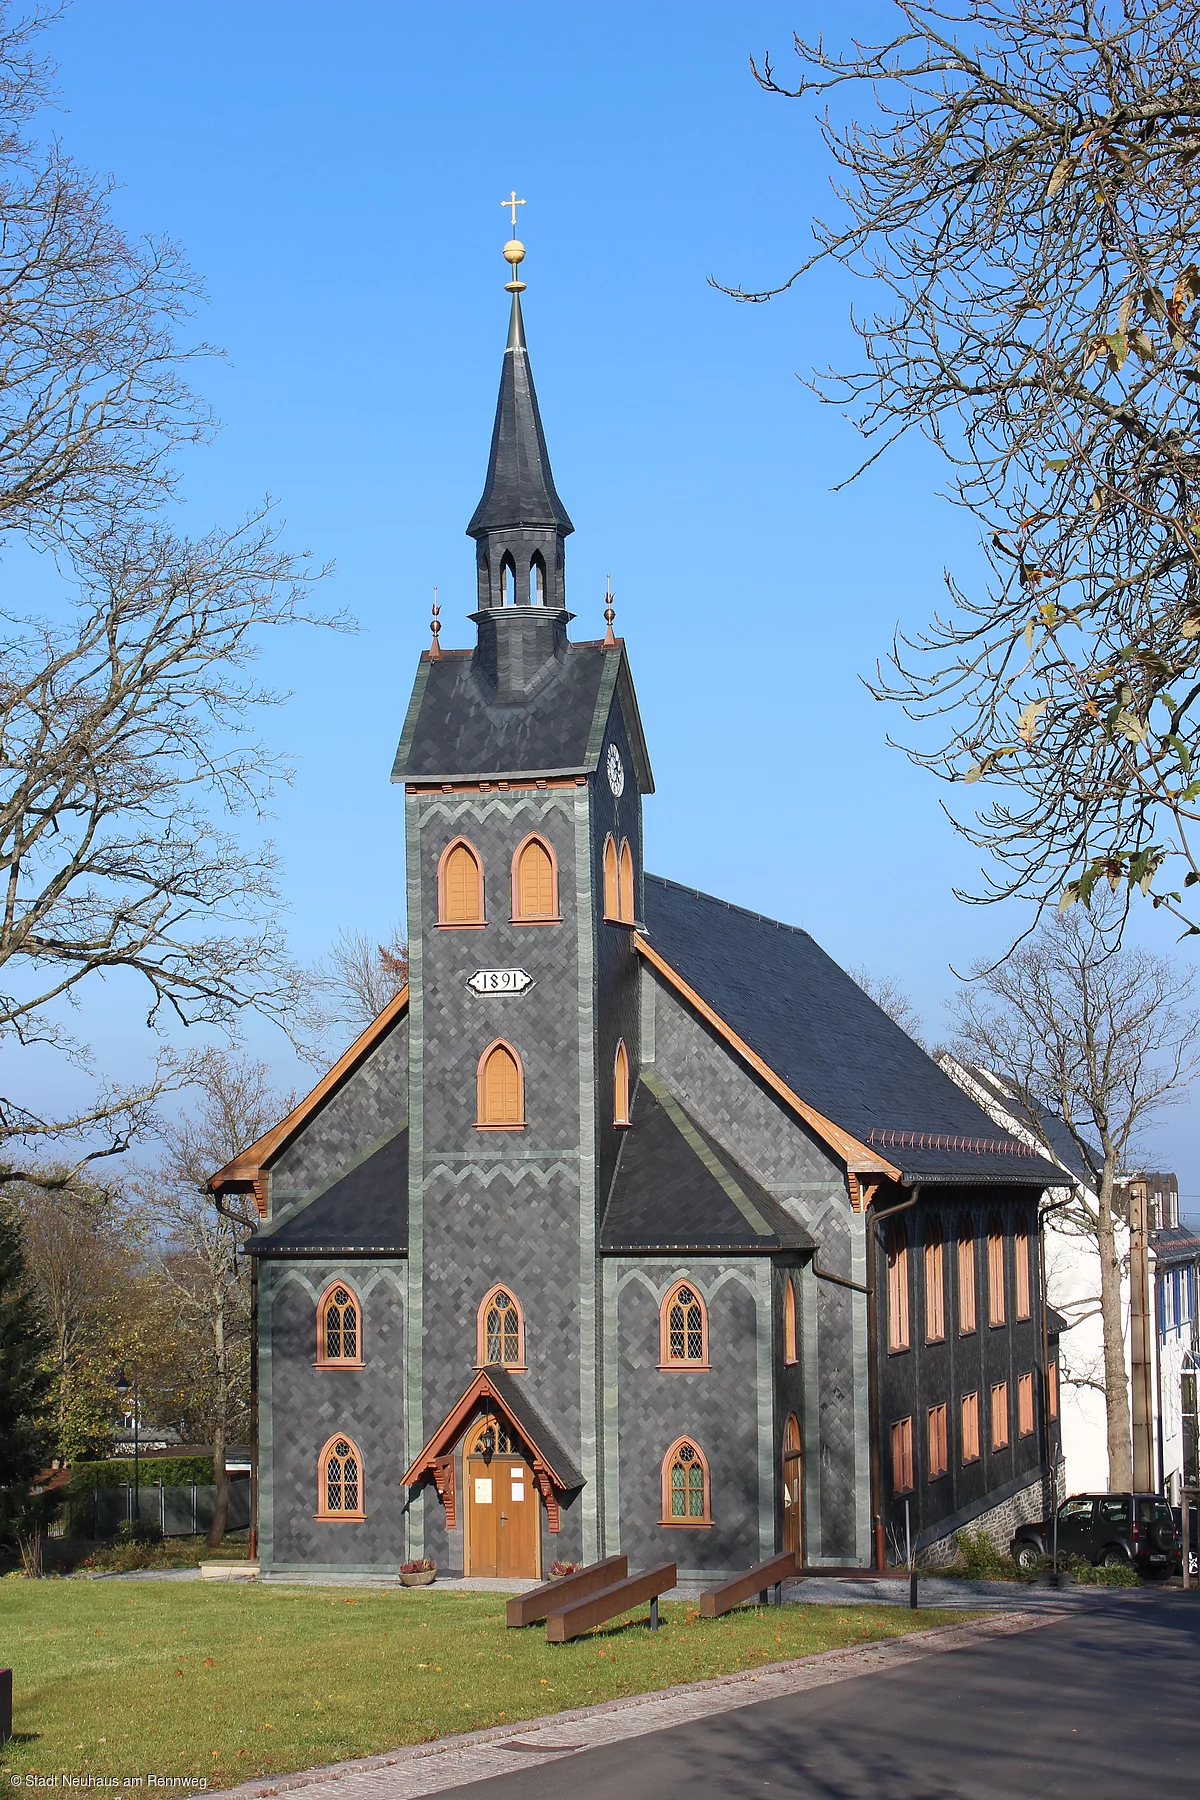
left=400, top=1569, right=436, bottom=1587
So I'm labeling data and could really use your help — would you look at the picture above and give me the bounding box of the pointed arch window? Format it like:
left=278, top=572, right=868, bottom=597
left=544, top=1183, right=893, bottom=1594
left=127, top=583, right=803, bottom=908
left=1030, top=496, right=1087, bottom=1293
left=477, top=1040, right=525, bottom=1128
left=500, top=553, right=515, bottom=607
left=316, top=1281, right=364, bottom=1369
left=529, top=553, right=546, bottom=606
left=439, top=837, right=484, bottom=926
left=602, top=835, right=619, bottom=919
left=613, top=1039, right=631, bottom=1126
left=316, top=1434, right=365, bottom=1520
left=618, top=838, right=635, bottom=923
left=659, top=1280, right=709, bottom=1370
left=476, top=1286, right=526, bottom=1370
left=659, top=1437, right=712, bottom=1527
left=783, top=1276, right=798, bottom=1365
left=512, top=834, right=559, bottom=922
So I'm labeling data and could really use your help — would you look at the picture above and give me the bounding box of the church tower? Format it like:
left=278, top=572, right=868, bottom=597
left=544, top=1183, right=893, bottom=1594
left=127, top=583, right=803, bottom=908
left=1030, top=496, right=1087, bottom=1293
left=391, top=220, right=653, bottom=1571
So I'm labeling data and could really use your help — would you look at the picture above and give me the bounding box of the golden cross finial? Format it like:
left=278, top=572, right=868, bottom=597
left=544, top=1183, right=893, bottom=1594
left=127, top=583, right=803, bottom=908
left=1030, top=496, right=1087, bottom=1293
left=503, top=191, right=526, bottom=231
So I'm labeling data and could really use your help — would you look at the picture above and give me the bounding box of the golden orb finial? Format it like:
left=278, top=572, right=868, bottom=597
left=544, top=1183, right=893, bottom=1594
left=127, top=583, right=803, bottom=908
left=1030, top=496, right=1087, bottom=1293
left=501, top=191, right=527, bottom=292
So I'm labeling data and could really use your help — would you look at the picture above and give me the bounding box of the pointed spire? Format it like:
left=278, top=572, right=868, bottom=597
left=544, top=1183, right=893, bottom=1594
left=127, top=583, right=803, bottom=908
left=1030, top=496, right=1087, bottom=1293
left=466, top=287, right=574, bottom=541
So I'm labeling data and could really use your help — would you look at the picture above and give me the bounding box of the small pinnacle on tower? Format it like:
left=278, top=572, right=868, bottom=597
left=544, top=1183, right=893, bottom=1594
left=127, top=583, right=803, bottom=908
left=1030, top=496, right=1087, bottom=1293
left=429, top=587, right=441, bottom=658
left=501, top=191, right=527, bottom=293
left=603, top=579, right=616, bottom=645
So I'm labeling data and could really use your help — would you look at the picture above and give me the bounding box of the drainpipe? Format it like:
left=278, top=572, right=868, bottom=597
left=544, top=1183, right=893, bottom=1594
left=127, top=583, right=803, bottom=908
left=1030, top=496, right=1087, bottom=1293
left=865, top=1184, right=922, bottom=1571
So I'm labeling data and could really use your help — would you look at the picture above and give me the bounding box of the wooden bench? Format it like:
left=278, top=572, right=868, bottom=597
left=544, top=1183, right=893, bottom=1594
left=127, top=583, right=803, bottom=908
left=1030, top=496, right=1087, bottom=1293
left=506, top=1557, right=628, bottom=1628
left=546, top=1562, right=677, bottom=1643
left=699, top=1552, right=798, bottom=1619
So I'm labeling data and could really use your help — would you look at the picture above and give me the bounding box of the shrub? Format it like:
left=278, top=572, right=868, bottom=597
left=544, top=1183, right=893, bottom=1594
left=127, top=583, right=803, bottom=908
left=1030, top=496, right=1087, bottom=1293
left=67, top=1457, right=215, bottom=1492
left=1065, top=1555, right=1140, bottom=1587
left=952, top=1529, right=1021, bottom=1580
left=116, top=1519, right=160, bottom=1547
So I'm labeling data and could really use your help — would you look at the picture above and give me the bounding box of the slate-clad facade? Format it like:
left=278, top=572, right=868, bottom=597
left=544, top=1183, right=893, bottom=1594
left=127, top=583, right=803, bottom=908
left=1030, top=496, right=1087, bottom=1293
left=212, top=266, right=1062, bottom=1581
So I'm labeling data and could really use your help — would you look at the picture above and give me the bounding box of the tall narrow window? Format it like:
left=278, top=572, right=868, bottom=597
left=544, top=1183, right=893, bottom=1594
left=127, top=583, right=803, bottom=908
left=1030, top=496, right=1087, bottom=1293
left=987, top=1220, right=1006, bottom=1326
left=613, top=1039, right=631, bottom=1126
left=317, top=1434, right=365, bottom=1520
left=529, top=553, right=546, bottom=606
left=477, top=1286, right=526, bottom=1369
left=991, top=1381, right=1009, bottom=1449
left=886, top=1220, right=910, bottom=1351
left=618, top=839, right=635, bottom=923
left=961, top=1391, right=980, bottom=1463
left=1017, top=1372, right=1035, bottom=1437
left=659, top=1281, right=709, bottom=1369
left=1015, top=1230, right=1032, bottom=1320
left=439, top=838, right=484, bottom=925
left=602, top=835, right=619, bottom=919
left=512, top=835, right=558, bottom=921
left=783, top=1277, right=798, bottom=1366
left=927, top=1403, right=948, bottom=1478
left=1047, top=1359, right=1059, bottom=1419
left=476, top=1040, right=524, bottom=1128
left=316, top=1282, right=363, bottom=1369
left=890, top=1417, right=914, bottom=1494
left=924, top=1220, right=945, bottom=1343
left=957, top=1228, right=977, bottom=1334
left=660, top=1438, right=712, bottom=1525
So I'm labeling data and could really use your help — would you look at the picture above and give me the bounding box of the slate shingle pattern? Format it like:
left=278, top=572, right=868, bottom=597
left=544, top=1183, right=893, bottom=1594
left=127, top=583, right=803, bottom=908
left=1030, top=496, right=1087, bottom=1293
left=248, top=1129, right=409, bottom=1256
left=641, top=876, right=1059, bottom=1185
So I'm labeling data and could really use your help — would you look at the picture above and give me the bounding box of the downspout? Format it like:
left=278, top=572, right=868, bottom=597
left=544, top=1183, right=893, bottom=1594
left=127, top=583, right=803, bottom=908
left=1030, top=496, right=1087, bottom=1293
left=864, top=1184, right=921, bottom=1571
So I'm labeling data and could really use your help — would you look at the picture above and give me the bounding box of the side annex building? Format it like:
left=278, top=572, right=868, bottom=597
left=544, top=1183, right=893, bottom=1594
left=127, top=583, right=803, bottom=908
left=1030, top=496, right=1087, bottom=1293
left=211, top=248, right=1062, bottom=1582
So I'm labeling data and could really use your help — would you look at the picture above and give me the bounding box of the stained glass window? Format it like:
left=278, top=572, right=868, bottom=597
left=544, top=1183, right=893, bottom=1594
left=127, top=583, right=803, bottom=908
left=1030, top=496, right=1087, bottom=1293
left=665, top=1440, right=708, bottom=1520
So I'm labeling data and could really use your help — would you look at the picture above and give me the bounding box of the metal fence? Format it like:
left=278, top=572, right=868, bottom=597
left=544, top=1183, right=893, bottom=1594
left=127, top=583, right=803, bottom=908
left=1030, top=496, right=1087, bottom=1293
left=69, top=1480, right=250, bottom=1540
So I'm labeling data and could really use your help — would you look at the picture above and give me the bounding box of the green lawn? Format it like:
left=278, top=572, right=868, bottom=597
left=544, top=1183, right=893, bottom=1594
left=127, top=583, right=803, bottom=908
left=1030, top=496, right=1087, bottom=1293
left=0, top=1581, right=967, bottom=1789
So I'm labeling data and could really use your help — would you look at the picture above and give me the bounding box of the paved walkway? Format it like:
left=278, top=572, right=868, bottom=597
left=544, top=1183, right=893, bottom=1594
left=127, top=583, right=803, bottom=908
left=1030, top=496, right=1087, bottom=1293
left=208, top=1610, right=1054, bottom=1800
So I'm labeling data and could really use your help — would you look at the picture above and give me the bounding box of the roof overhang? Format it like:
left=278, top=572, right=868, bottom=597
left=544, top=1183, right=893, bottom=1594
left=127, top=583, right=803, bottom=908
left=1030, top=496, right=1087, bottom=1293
left=401, top=1368, right=583, bottom=1496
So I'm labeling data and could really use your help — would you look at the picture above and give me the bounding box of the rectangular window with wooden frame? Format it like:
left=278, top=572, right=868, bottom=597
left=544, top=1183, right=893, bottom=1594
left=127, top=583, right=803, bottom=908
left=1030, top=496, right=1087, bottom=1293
left=987, top=1225, right=1006, bottom=1326
left=1017, top=1372, right=1035, bottom=1437
left=924, top=1223, right=945, bottom=1343
left=890, top=1416, right=914, bottom=1495
left=957, top=1231, right=977, bottom=1335
left=1047, top=1359, right=1059, bottom=1419
left=886, top=1221, right=910, bottom=1353
left=961, top=1391, right=980, bottom=1463
left=927, top=1403, right=948, bottom=1479
left=991, top=1380, right=1009, bottom=1450
left=1015, top=1231, right=1032, bottom=1321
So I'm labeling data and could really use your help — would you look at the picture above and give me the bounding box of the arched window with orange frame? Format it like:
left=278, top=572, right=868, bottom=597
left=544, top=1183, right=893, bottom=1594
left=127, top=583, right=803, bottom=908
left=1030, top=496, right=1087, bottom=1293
left=476, top=1039, right=525, bottom=1128
left=783, top=1276, right=798, bottom=1365
left=315, top=1280, right=364, bottom=1369
left=438, top=837, right=484, bottom=926
left=613, top=1039, right=631, bottom=1126
left=659, top=1280, right=709, bottom=1370
left=511, top=834, right=559, bottom=922
left=476, top=1285, right=526, bottom=1370
left=618, top=839, right=635, bottom=922
left=659, top=1437, right=712, bottom=1527
left=602, top=835, right=619, bottom=919
left=316, top=1433, right=366, bottom=1520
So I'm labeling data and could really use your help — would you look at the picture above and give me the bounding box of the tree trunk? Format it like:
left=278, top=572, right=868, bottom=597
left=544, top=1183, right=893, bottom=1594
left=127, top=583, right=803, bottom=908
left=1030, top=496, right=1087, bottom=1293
left=1098, top=1163, right=1133, bottom=1490
left=206, top=1289, right=229, bottom=1549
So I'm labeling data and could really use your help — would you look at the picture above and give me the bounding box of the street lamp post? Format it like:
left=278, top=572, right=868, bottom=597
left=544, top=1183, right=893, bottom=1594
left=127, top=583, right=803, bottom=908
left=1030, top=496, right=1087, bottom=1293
left=115, top=1368, right=140, bottom=1524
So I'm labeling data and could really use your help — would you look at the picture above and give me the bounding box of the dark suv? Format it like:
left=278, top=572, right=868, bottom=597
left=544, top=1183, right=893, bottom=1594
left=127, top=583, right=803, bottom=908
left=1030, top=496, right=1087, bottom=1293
left=1010, top=1492, right=1180, bottom=1575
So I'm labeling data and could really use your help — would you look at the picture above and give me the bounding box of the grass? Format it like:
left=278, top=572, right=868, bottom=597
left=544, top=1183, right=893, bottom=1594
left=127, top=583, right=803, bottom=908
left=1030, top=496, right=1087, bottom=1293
left=0, top=1581, right=969, bottom=1789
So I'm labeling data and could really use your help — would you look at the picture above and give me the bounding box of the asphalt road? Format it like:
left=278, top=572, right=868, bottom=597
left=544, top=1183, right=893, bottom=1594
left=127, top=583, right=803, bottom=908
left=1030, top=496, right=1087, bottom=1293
left=442, top=1592, right=1199, bottom=1799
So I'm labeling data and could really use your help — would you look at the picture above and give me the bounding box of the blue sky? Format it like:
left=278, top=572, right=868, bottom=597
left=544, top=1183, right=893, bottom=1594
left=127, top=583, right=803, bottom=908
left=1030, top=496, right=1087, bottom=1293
left=20, top=1, right=1196, bottom=1216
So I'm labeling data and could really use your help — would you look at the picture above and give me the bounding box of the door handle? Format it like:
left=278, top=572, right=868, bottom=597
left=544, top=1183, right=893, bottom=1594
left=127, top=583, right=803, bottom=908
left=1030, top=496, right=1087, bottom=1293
left=500, top=1513, right=507, bottom=1525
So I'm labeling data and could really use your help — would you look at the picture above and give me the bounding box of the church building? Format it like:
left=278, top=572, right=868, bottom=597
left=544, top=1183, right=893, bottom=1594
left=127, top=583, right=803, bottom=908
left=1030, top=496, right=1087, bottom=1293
left=211, top=229, right=1062, bottom=1582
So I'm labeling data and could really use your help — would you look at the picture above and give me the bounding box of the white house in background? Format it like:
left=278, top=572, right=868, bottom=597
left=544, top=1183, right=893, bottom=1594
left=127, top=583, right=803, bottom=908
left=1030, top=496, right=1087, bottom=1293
left=936, top=1056, right=1145, bottom=1495
left=1153, top=1218, right=1200, bottom=1499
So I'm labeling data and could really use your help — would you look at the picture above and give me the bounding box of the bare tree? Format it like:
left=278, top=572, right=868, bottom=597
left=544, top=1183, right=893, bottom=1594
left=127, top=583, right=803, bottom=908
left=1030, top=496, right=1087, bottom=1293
left=951, top=904, right=1199, bottom=1486
left=849, top=966, right=927, bottom=1045
left=134, top=1052, right=292, bottom=1546
left=725, top=1, right=1200, bottom=936
left=299, top=925, right=408, bottom=1057
left=0, top=7, right=341, bottom=1183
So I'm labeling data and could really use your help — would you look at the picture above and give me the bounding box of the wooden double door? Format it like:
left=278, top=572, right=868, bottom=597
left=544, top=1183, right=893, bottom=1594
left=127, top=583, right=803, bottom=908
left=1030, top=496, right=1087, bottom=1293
left=465, top=1424, right=540, bottom=1579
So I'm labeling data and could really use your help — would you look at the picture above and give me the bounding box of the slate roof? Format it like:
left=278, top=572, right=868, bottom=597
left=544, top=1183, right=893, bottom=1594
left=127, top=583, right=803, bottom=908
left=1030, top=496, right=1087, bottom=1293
left=641, top=877, right=1059, bottom=1187
left=246, top=1128, right=409, bottom=1257
left=1153, top=1224, right=1200, bottom=1266
left=600, top=1073, right=816, bottom=1254
left=402, top=1366, right=585, bottom=1494
left=466, top=293, right=574, bottom=538
left=484, top=1367, right=585, bottom=1491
